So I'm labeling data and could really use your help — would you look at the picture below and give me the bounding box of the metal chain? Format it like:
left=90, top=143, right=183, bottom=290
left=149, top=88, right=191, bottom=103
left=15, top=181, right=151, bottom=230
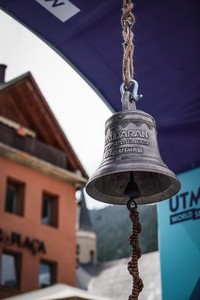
left=127, top=198, right=144, bottom=300
left=121, top=0, right=135, bottom=87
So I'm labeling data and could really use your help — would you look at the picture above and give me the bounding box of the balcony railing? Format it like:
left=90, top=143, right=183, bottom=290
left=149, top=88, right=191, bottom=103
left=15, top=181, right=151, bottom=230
left=0, top=123, right=67, bottom=169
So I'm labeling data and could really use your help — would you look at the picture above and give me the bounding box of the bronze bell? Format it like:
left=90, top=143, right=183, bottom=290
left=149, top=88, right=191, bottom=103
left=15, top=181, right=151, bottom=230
left=86, top=80, right=181, bottom=205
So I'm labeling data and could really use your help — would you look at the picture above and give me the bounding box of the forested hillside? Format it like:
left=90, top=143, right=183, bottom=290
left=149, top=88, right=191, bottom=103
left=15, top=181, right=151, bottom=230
left=89, top=204, right=158, bottom=263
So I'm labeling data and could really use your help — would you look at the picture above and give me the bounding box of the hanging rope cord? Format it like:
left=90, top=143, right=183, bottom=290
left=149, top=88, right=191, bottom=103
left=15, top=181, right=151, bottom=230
left=122, top=2, right=144, bottom=298
left=121, top=0, right=135, bottom=87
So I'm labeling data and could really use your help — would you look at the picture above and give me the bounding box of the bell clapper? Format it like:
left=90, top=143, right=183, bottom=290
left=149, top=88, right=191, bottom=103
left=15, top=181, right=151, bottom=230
left=125, top=173, right=144, bottom=300
left=124, top=171, right=140, bottom=199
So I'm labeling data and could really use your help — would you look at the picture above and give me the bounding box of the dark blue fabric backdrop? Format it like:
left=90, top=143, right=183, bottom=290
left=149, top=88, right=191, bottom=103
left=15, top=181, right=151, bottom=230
left=1, top=0, right=200, bottom=174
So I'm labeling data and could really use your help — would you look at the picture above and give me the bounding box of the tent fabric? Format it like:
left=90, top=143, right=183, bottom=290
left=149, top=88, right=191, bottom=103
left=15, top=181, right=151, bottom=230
left=0, top=0, right=199, bottom=174
left=4, top=283, right=110, bottom=300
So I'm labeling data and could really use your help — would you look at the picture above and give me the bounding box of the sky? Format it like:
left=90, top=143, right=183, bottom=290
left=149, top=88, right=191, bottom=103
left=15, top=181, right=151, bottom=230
left=0, top=9, right=112, bottom=209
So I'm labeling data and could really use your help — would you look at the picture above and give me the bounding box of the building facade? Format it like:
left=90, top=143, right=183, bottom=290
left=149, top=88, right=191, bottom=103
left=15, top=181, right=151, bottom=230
left=0, top=65, right=87, bottom=299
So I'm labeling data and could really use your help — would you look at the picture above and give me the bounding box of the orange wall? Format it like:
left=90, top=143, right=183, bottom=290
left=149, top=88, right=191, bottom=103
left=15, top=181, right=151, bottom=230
left=0, top=156, right=76, bottom=298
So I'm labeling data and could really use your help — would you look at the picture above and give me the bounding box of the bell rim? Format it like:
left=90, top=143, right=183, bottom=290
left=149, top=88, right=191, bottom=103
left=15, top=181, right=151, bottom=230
left=86, top=167, right=181, bottom=205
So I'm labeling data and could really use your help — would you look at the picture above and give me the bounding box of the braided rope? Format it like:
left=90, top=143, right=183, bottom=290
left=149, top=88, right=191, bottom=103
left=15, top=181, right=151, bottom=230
left=121, top=0, right=135, bottom=87
left=128, top=202, right=144, bottom=300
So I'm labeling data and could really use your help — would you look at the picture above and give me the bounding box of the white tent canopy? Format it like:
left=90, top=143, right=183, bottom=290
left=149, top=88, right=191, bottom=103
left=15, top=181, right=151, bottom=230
left=4, top=284, right=110, bottom=300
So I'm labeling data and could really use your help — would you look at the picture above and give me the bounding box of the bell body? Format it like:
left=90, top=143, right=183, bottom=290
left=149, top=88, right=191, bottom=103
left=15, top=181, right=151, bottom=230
left=86, top=109, right=181, bottom=205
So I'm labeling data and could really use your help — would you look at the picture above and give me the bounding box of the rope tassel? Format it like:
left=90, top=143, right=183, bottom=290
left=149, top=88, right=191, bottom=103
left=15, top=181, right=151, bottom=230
left=127, top=200, right=144, bottom=300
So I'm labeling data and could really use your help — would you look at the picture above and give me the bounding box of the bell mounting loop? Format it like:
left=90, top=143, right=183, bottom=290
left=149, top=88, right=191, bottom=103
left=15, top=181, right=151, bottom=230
left=120, top=79, right=143, bottom=102
left=120, top=79, right=143, bottom=111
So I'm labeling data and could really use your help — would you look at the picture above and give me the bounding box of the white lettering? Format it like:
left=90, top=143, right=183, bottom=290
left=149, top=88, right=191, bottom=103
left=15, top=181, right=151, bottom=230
left=36, top=0, right=80, bottom=22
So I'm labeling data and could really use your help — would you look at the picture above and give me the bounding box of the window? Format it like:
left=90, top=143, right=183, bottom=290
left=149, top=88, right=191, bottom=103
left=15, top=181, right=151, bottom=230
left=90, top=250, right=95, bottom=264
left=41, top=193, right=58, bottom=227
left=0, top=252, right=21, bottom=288
left=5, top=179, right=25, bottom=216
left=39, top=261, right=56, bottom=288
left=76, top=244, right=80, bottom=267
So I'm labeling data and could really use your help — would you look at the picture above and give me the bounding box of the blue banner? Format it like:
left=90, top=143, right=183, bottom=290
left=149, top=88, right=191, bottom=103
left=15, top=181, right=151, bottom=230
left=157, top=168, right=200, bottom=300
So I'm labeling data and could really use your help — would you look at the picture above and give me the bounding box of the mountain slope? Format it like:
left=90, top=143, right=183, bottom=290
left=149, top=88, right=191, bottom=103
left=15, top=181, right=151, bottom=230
left=89, top=204, right=158, bottom=263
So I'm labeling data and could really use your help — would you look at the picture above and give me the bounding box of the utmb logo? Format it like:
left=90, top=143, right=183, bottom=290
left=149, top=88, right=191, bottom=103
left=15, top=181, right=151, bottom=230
left=169, top=187, right=200, bottom=225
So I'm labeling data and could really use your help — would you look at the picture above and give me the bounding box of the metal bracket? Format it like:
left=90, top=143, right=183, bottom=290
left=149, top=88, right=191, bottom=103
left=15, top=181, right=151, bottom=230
left=120, top=79, right=143, bottom=111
